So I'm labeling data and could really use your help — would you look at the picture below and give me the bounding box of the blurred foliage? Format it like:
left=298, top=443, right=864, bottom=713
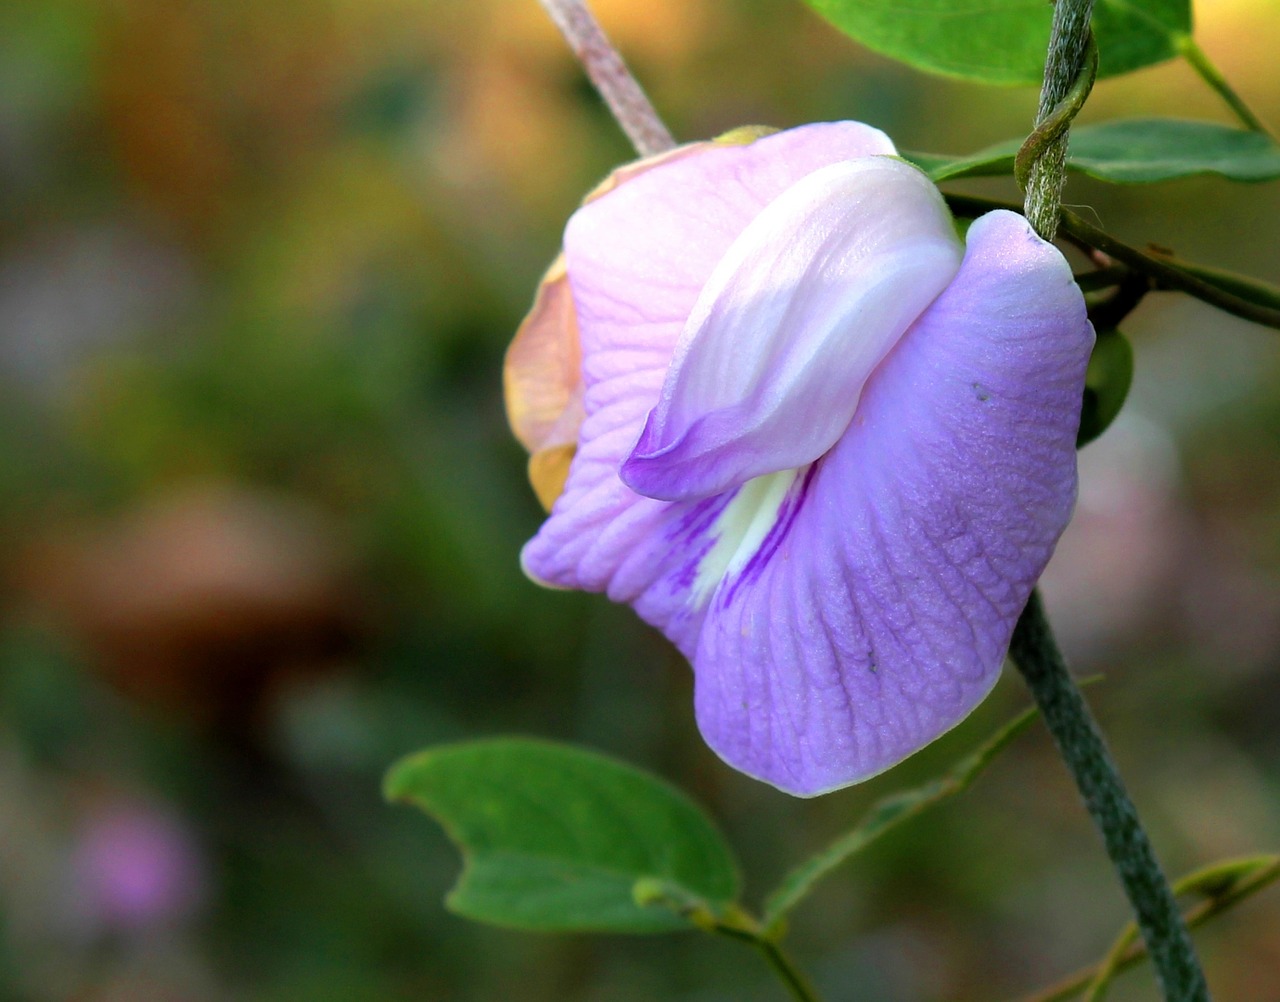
left=1, top=0, right=1280, bottom=1000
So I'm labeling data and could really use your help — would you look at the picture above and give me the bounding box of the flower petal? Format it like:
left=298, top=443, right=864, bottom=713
left=504, top=255, right=580, bottom=457
left=563, top=122, right=898, bottom=384
left=692, top=210, right=1095, bottom=795
left=525, top=123, right=901, bottom=647
left=505, top=142, right=718, bottom=510
left=621, top=158, right=963, bottom=503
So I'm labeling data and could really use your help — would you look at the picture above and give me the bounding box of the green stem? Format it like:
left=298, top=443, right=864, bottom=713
left=754, top=938, right=825, bottom=1002
left=1022, top=0, right=1096, bottom=239
left=1155, top=254, right=1280, bottom=314
left=1082, top=921, right=1144, bottom=1002
left=1014, top=855, right=1280, bottom=1002
left=762, top=706, right=1040, bottom=932
left=1010, top=592, right=1209, bottom=1001
left=707, top=907, right=828, bottom=1002
left=1074, top=265, right=1131, bottom=293
left=1017, top=34, right=1098, bottom=196
left=1087, top=271, right=1152, bottom=331
left=1178, top=36, right=1273, bottom=137
left=1059, top=208, right=1280, bottom=328
left=945, top=193, right=1280, bottom=330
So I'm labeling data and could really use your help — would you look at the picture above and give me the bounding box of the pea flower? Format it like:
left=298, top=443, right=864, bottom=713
left=506, top=122, right=1093, bottom=796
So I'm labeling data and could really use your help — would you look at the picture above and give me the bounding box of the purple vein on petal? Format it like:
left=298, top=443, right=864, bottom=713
left=717, top=464, right=818, bottom=611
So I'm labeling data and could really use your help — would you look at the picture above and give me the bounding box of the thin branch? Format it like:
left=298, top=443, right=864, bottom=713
left=754, top=939, right=825, bottom=1002
left=944, top=193, right=1280, bottom=331
left=1014, top=855, right=1280, bottom=1002
left=1010, top=592, right=1209, bottom=1002
left=536, top=0, right=676, bottom=156
left=1020, top=0, right=1097, bottom=239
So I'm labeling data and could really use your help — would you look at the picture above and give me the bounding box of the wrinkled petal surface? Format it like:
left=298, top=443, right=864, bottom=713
left=622, top=158, right=962, bottom=502
left=522, top=122, right=1092, bottom=796
left=695, top=210, right=1092, bottom=794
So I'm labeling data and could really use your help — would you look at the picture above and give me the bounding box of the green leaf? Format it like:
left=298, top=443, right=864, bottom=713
left=914, top=120, right=1280, bottom=185
left=1068, top=119, right=1280, bottom=182
left=761, top=704, right=1040, bottom=932
left=384, top=738, right=739, bottom=933
left=1077, top=329, right=1134, bottom=448
left=921, top=119, right=1280, bottom=183
left=904, top=150, right=1007, bottom=182
left=802, top=0, right=1190, bottom=85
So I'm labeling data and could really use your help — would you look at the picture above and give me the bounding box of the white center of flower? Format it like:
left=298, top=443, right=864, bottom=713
left=692, top=468, right=800, bottom=605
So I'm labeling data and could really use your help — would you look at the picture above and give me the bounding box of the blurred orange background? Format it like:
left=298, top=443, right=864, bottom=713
left=1, top=0, right=1279, bottom=999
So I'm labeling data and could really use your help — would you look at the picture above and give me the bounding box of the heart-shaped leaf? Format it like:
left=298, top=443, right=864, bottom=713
left=385, top=738, right=740, bottom=933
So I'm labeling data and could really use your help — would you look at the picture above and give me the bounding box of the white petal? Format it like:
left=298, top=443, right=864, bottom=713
left=622, top=157, right=964, bottom=503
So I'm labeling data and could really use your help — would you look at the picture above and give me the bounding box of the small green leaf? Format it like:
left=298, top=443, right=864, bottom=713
left=801, top=0, right=1189, bottom=85
left=762, top=704, right=1041, bottom=932
left=1064, top=118, right=1280, bottom=182
left=906, top=149, right=1015, bottom=183
left=384, top=738, right=739, bottom=933
left=914, top=119, right=1280, bottom=185
left=1078, top=329, right=1134, bottom=448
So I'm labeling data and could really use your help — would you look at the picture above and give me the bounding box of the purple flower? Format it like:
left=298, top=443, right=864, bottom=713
left=507, top=122, right=1093, bottom=796
left=70, top=803, right=206, bottom=933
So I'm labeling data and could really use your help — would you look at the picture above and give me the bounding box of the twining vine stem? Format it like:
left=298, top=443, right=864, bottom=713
left=1010, top=596, right=1210, bottom=1001
left=1013, top=2, right=1211, bottom=999
left=1021, top=0, right=1095, bottom=239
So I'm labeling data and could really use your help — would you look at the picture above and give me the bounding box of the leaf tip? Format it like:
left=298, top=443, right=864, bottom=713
left=381, top=749, right=432, bottom=804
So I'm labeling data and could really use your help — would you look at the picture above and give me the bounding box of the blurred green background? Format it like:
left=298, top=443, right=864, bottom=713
left=2, top=0, right=1280, bottom=999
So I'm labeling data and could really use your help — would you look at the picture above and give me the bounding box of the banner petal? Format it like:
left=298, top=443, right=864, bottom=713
left=692, top=211, right=1094, bottom=795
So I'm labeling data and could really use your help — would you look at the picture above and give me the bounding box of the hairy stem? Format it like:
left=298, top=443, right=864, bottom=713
left=535, top=0, right=676, bottom=156
left=1010, top=592, right=1209, bottom=1001
left=1016, top=35, right=1098, bottom=197
left=1022, top=0, right=1096, bottom=238
left=1178, top=36, right=1273, bottom=137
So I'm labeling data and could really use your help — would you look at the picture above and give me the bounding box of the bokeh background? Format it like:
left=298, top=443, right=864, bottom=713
left=2, top=0, right=1280, bottom=999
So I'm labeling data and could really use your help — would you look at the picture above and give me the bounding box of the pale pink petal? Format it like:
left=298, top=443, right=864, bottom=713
left=523, top=123, right=895, bottom=647
left=621, top=158, right=962, bottom=502
left=505, top=142, right=720, bottom=510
